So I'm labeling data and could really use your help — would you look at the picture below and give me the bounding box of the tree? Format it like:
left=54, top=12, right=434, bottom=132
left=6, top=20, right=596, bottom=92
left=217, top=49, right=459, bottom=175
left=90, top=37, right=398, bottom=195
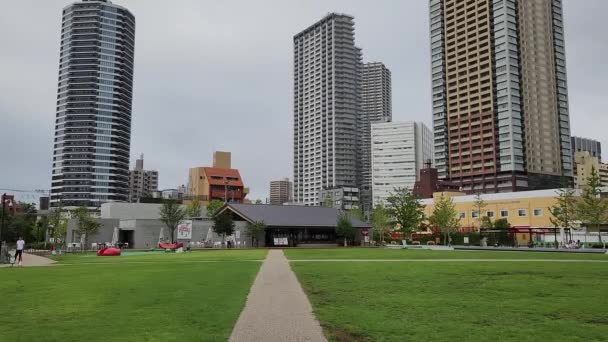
left=213, top=212, right=235, bottom=246
left=348, top=207, right=365, bottom=222
left=577, top=167, right=608, bottom=244
left=371, top=203, right=390, bottom=245
left=185, top=200, right=202, bottom=218
left=549, top=186, right=578, bottom=247
left=479, top=216, right=493, bottom=229
left=246, top=220, right=266, bottom=247
left=159, top=200, right=186, bottom=243
left=493, top=218, right=511, bottom=230
left=321, top=192, right=333, bottom=208
left=72, top=205, right=100, bottom=249
left=336, top=212, right=355, bottom=247
left=254, top=199, right=263, bottom=205
left=386, top=187, right=425, bottom=238
left=472, top=193, right=487, bottom=230
left=428, top=194, right=460, bottom=246
left=35, top=216, right=49, bottom=243
left=49, top=203, right=67, bottom=250
left=206, top=199, right=224, bottom=218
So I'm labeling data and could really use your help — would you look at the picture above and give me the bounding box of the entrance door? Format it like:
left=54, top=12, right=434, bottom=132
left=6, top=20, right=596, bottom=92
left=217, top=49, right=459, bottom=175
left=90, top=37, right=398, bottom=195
left=119, top=230, right=134, bottom=248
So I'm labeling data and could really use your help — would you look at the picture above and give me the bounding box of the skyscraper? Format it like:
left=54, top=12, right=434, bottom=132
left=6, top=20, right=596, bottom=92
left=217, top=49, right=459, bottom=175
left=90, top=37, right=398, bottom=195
left=371, top=121, right=433, bottom=207
left=360, top=62, right=392, bottom=213
left=571, top=136, right=602, bottom=162
left=269, top=178, right=293, bottom=205
left=430, top=0, right=572, bottom=193
left=128, top=154, right=158, bottom=202
left=293, top=13, right=362, bottom=206
left=51, top=0, right=135, bottom=208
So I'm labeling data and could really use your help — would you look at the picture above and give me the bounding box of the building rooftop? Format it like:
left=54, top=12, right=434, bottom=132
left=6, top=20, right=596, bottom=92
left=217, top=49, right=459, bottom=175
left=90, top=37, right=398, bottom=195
left=222, top=203, right=370, bottom=228
left=420, top=188, right=581, bottom=205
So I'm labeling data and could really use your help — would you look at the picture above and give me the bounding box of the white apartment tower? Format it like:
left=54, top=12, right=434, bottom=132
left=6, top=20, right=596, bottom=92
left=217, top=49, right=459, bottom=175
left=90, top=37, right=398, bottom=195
left=371, top=121, right=433, bottom=207
left=360, top=62, right=392, bottom=213
left=293, top=13, right=362, bottom=206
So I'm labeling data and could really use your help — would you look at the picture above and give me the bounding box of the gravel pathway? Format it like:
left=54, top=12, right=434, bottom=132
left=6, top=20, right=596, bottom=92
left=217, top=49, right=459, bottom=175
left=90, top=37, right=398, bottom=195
left=229, top=249, right=326, bottom=342
left=0, top=252, right=56, bottom=267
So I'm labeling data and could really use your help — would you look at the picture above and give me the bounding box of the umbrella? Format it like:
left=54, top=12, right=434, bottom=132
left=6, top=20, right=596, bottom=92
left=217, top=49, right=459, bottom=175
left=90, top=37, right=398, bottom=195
left=158, top=227, right=165, bottom=245
left=80, top=233, right=86, bottom=250
left=111, top=227, right=119, bottom=246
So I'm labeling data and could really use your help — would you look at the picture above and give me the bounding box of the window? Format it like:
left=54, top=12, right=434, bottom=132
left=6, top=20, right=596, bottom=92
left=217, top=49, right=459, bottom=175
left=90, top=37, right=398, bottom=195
left=471, top=211, right=479, bottom=218
left=533, top=208, right=543, bottom=217
left=500, top=210, right=509, bottom=217
left=518, top=209, right=527, bottom=217
left=486, top=211, right=494, bottom=218
left=459, top=212, right=466, bottom=219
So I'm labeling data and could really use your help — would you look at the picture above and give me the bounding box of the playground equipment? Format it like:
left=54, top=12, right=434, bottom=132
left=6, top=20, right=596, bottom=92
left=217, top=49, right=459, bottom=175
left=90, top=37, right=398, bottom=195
left=158, top=242, right=184, bottom=250
left=97, top=247, right=121, bottom=256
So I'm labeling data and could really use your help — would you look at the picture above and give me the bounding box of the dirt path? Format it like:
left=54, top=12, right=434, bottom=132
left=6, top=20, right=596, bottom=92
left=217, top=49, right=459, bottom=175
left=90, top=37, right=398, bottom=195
left=0, top=252, right=57, bottom=267
left=229, top=249, right=326, bottom=342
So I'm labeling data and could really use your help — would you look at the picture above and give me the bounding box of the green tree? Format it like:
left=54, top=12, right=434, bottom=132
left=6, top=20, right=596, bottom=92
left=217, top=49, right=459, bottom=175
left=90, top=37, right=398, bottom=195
left=321, top=192, right=333, bottom=208
left=254, top=199, right=263, bottom=204
left=206, top=199, right=224, bottom=218
left=35, top=216, right=49, bottom=243
left=348, top=207, right=365, bottom=222
left=479, top=216, right=493, bottom=229
left=246, top=220, right=266, bottom=247
left=577, top=167, right=608, bottom=244
left=49, top=203, right=67, bottom=250
left=159, top=200, right=186, bottom=243
left=72, top=205, right=100, bottom=249
left=428, top=194, right=460, bottom=246
left=549, top=186, right=578, bottom=247
left=213, top=212, right=235, bottom=246
left=386, top=188, right=425, bottom=238
left=472, top=193, right=487, bottom=230
left=371, top=203, right=390, bottom=245
left=185, top=200, right=202, bottom=218
left=493, top=218, right=511, bottom=230
left=336, top=212, right=355, bottom=247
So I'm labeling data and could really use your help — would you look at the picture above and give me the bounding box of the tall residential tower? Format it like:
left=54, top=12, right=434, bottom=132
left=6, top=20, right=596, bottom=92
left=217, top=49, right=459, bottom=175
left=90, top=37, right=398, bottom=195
left=360, top=62, right=392, bottom=213
left=430, top=0, right=572, bottom=193
left=293, top=13, right=362, bottom=206
left=51, top=0, right=135, bottom=208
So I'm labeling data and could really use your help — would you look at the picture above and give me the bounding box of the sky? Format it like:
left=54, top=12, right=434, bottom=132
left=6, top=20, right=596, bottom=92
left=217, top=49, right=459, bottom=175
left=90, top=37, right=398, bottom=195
left=1, top=0, right=607, bottom=203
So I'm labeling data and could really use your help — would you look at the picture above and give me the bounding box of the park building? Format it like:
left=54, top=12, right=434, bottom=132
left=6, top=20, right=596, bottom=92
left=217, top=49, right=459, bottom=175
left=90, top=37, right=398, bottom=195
left=63, top=202, right=370, bottom=249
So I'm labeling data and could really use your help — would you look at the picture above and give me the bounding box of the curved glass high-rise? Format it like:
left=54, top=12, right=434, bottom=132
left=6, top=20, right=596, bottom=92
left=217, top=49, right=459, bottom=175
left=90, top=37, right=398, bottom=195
left=51, top=0, right=135, bottom=208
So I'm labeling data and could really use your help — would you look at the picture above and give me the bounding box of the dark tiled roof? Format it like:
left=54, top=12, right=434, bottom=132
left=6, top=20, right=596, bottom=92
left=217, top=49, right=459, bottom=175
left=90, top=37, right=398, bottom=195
left=222, top=203, right=371, bottom=228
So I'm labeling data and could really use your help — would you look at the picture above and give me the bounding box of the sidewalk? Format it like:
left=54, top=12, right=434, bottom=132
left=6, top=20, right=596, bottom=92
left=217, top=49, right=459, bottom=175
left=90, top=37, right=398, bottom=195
left=229, top=249, right=326, bottom=342
left=0, top=252, right=56, bottom=267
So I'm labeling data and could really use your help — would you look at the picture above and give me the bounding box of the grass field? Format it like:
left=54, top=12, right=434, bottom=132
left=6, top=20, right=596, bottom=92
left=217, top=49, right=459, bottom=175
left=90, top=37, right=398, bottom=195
left=290, top=249, right=608, bottom=341
left=1, top=250, right=266, bottom=342
left=285, top=248, right=608, bottom=260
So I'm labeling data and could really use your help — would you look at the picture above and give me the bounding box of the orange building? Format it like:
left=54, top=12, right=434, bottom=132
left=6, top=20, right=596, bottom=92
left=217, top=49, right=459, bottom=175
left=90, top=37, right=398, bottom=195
left=187, top=152, right=247, bottom=205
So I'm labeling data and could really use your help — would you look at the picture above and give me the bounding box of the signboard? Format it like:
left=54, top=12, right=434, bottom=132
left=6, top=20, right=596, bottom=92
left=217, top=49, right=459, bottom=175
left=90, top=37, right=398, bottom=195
left=176, top=220, right=193, bottom=240
left=273, top=238, right=289, bottom=246
left=464, top=236, right=469, bottom=244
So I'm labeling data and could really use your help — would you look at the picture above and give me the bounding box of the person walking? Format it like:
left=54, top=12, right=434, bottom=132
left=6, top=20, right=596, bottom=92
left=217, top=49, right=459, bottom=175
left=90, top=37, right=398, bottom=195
left=15, top=236, right=24, bottom=266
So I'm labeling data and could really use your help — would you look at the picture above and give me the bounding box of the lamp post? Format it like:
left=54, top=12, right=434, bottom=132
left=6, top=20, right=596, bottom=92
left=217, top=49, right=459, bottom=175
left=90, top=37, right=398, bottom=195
left=1, top=193, right=7, bottom=244
left=224, top=179, right=229, bottom=204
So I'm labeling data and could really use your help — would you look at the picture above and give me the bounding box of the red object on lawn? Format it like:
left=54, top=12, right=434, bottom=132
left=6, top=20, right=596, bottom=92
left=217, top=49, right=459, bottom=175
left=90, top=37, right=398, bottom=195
left=158, top=242, right=184, bottom=250
left=97, top=247, right=121, bottom=256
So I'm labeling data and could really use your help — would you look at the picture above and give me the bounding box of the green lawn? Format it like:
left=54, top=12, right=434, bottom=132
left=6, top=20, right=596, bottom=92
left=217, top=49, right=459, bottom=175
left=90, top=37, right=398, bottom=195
left=285, top=248, right=608, bottom=260
left=292, top=260, right=608, bottom=341
left=1, top=251, right=265, bottom=342
left=51, top=248, right=268, bottom=264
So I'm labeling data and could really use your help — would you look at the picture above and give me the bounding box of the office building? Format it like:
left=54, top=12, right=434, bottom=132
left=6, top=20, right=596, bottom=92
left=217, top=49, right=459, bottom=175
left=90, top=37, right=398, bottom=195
left=128, top=154, right=158, bottom=202
left=51, top=0, right=136, bottom=208
left=371, top=121, right=433, bottom=206
left=269, top=178, right=293, bottom=205
left=188, top=151, right=247, bottom=205
left=320, top=187, right=360, bottom=211
left=573, top=151, right=608, bottom=189
left=571, top=136, right=602, bottom=162
left=360, top=62, right=392, bottom=213
left=293, top=13, right=362, bottom=206
left=430, top=0, right=572, bottom=193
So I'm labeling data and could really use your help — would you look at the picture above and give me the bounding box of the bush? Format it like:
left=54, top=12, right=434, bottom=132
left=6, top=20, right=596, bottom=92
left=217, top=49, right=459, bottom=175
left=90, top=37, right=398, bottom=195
left=26, top=241, right=51, bottom=250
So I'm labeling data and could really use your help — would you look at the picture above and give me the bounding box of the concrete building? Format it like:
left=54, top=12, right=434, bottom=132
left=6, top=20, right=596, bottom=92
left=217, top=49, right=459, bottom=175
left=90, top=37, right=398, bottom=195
left=571, top=136, right=602, bottom=162
left=51, top=0, right=136, bottom=208
left=573, top=151, right=608, bottom=189
left=360, top=62, right=392, bottom=215
left=187, top=151, right=247, bottom=205
left=430, top=0, right=572, bottom=193
left=293, top=13, right=362, bottom=206
left=129, top=154, right=158, bottom=202
left=65, top=202, right=370, bottom=248
left=269, top=178, right=292, bottom=205
left=319, top=187, right=360, bottom=211
left=371, top=122, right=433, bottom=207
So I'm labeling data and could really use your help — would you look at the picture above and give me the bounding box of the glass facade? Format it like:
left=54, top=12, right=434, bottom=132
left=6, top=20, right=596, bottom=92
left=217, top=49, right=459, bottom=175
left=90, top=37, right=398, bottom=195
left=51, top=0, right=135, bottom=208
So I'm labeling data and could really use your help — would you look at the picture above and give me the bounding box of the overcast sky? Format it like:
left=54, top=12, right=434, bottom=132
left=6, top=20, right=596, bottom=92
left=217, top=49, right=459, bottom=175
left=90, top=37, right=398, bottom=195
left=1, top=0, right=607, bottom=202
